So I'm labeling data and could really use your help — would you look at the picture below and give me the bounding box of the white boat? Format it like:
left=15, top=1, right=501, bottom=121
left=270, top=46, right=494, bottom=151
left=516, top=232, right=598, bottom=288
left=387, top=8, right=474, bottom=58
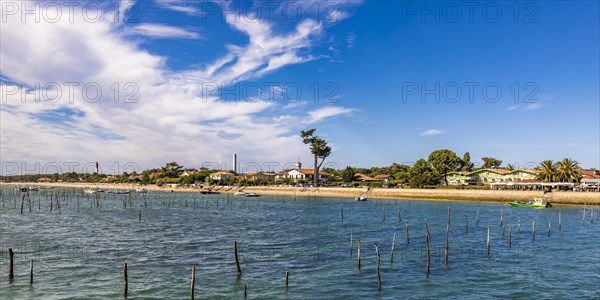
left=83, top=189, right=97, bottom=194
left=355, top=196, right=368, bottom=201
left=136, top=188, right=149, bottom=193
left=234, top=191, right=247, bottom=196
left=244, top=193, right=260, bottom=197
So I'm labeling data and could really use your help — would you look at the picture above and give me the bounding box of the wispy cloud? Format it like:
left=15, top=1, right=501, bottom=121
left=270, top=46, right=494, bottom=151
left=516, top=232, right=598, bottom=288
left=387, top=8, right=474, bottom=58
left=308, top=106, right=354, bottom=123
left=155, top=0, right=200, bottom=15
left=506, top=101, right=546, bottom=112
left=421, top=129, right=446, bottom=136
left=130, top=24, right=202, bottom=39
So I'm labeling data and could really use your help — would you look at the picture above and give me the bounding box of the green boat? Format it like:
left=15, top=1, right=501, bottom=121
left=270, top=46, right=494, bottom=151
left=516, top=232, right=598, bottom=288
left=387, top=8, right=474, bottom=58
left=510, top=198, right=552, bottom=208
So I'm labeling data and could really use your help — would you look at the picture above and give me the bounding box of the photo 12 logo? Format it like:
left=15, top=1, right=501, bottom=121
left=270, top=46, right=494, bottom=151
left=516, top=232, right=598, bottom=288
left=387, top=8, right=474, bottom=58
left=401, top=81, right=539, bottom=104
left=1, top=1, right=139, bottom=24
left=1, top=81, right=140, bottom=104
left=400, top=1, right=539, bottom=23
left=184, top=78, right=340, bottom=103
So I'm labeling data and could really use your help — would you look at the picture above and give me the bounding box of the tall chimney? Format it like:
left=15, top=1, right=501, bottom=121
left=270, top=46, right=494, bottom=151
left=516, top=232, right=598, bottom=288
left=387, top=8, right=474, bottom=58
left=233, top=154, right=237, bottom=173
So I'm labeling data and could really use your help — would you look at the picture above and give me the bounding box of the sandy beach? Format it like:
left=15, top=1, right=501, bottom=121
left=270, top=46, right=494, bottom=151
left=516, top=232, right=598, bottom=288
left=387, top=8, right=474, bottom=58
left=2, top=182, right=598, bottom=205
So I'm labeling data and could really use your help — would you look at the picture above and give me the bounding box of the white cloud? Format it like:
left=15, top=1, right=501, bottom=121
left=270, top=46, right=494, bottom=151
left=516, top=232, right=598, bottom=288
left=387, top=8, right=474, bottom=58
left=308, top=106, right=354, bottom=123
left=155, top=0, right=200, bottom=15
left=506, top=101, right=546, bottom=112
left=421, top=129, right=446, bottom=136
left=130, top=24, right=202, bottom=39
left=0, top=1, right=354, bottom=173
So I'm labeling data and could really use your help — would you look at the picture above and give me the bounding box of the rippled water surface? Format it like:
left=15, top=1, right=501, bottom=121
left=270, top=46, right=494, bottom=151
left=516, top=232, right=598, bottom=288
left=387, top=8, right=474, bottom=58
left=1, top=188, right=599, bottom=299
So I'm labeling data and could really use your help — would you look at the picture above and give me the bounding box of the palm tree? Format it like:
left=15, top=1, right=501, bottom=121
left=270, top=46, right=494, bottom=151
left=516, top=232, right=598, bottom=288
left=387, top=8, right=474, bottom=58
left=555, top=158, right=582, bottom=182
left=536, top=160, right=557, bottom=182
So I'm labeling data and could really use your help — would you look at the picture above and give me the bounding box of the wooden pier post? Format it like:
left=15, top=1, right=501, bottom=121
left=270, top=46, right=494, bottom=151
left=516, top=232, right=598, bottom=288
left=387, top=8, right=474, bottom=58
left=357, top=239, right=361, bottom=270
left=508, top=226, right=512, bottom=248
left=547, top=222, right=551, bottom=237
left=500, top=209, right=503, bottom=228
left=444, top=224, right=449, bottom=265
left=397, top=205, right=401, bottom=222
left=340, top=204, right=344, bottom=220
left=234, top=241, right=242, bottom=277
left=8, top=248, right=14, bottom=280
left=425, top=221, right=431, bottom=278
left=244, top=284, right=247, bottom=298
left=190, top=265, right=196, bottom=300
left=532, top=221, right=536, bottom=241
left=139, top=210, right=142, bottom=222
left=476, top=210, right=479, bottom=227
left=349, top=231, right=353, bottom=257
left=285, top=271, right=289, bottom=287
left=559, top=211, right=562, bottom=231
left=391, top=233, right=396, bottom=262
left=447, top=207, right=451, bottom=226
left=375, top=243, right=381, bottom=289
left=465, top=215, right=469, bottom=235
left=382, top=207, right=385, bottom=221
left=405, top=220, right=410, bottom=244
left=123, top=263, right=128, bottom=298
left=29, top=259, right=33, bottom=285
left=487, top=226, right=491, bottom=257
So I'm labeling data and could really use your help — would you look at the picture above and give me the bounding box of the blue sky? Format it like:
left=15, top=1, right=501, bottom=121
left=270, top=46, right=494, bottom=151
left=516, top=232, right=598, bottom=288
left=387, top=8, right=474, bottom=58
left=0, top=0, right=598, bottom=174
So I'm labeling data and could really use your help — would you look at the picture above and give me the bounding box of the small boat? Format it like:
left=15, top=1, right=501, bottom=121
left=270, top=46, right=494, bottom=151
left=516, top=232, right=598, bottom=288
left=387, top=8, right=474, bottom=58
left=355, top=196, right=368, bottom=201
left=136, top=188, right=149, bottom=193
left=510, top=198, right=552, bottom=208
left=83, top=189, right=97, bottom=194
left=233, top=191, right=247, bottom=196
left=28, top=186, right=39, bottom=191
left=14, top=187, right=28, bottom=192
left=244, top=193, right=260, bottom=197
left=113, top=190, right=131, bottom=195
left=200, top=190, right=220, bottom=194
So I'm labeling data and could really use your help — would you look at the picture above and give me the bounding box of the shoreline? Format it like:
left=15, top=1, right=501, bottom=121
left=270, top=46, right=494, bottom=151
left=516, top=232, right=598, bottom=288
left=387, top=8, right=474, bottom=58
left=2, top=182, right=599, bottom=205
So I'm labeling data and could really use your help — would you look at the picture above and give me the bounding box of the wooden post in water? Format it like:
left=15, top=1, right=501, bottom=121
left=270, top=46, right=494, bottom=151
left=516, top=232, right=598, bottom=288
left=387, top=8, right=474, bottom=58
left=532, top=221, right=536, bottom=241
left=123, top=263, right=128, bottom=298
left=405, top=221, right=410, bottom=244
left=518, top=218, right=521, bottom=234
left=583, top=204, right=586, bottom=225
left=382, top=207, right=385, bottom=221
left=397, top=205, right=401, bottom=222
left=425, top=221, right=431, bottom=278
left=29, top=259, right=33, bottom=285
left=444, top=224, right=449, bottom=265
left=476, top=210, right=479, bottom=227
left=547, top=222, right=551, bottom=237
left=508, top=226, right=512, bottom=248
left=559, top=211, right=562, bottom=231
left=285, top=271, right=289, bottom=287
left=357, top=239, right=361, bottom=270
left=349, top=231, right=353, bottom=257
left=8, top=248, right=14, bottom=280
left=139, top=210, right=142, bottom=222
left=341, top=204, right=344, bottom=220
left=234, top=241, right=242, bottom=277
left=486, top=226, right=491, bottom=258
left=375, top=243, right=381, bottom=289
left=190, top=265, right=196, bottom=300
left=391, top=233, right=396, bottom=262
left=500, top=209, right=503, bottom=228
left=447, top=207, right=451, bottom=226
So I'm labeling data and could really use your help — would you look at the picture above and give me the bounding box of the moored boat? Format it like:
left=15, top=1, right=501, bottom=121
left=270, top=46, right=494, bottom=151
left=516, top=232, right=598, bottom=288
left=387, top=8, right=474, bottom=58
left=244, top=193, right=260, bottom=197
left=233, top=191, right=247, bottom=196
left=509, top=197, right=552, bottom=208
left=136, top=188, right=149, bottom=193
left=355, top=196, right=368, bottom=201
